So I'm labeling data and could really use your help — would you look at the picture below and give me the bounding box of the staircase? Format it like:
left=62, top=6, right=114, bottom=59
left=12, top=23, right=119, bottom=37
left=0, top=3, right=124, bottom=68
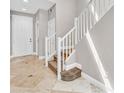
left=48, top=50, right=81, bottom=81
left=45, top=0, right=114, bottom=81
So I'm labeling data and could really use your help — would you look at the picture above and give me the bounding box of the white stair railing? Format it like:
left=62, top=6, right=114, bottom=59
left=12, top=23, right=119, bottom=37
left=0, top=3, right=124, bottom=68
left=58, top=24, right=77, bottom=70
left=45, top=33, right=56, bottom=67
left=57, top=0, right=113, bottom=80
left=57, top=18, right=78, bottom=80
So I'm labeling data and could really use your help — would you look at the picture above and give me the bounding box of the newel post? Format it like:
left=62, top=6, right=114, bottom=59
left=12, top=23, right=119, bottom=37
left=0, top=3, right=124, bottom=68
left=57, top=37, right=61, bottom=80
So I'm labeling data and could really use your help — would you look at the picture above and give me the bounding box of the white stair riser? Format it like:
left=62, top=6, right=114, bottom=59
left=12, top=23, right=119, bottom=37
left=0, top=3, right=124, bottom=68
left=65, top=63, right=82, bottom=71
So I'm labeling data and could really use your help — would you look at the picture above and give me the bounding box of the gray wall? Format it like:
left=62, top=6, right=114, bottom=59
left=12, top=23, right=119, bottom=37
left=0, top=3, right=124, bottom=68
left=76, top=7, right=114, bottom=88
left=76, top=0, right=90, bottom=16
left=34, top=9, right=48, bottom=56
left=50, top=0, right=77, bottom=37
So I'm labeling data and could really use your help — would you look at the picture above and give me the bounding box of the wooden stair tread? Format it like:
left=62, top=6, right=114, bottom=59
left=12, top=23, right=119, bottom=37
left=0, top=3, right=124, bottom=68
left=61, top=67, right=81, bottom=81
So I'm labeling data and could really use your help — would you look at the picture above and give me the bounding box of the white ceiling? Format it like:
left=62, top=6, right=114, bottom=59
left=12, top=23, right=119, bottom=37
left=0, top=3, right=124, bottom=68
left=10, top=0, right=55, bottom=14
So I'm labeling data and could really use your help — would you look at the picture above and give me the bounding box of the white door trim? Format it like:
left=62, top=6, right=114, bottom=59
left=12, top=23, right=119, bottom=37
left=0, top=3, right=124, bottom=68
left=35, top=20, right=39, bottom=55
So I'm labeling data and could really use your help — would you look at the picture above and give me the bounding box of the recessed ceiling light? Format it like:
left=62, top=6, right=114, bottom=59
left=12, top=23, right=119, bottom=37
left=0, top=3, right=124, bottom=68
left=22, top=8, right=27, bottom=11
left=23, top=0, right=29, bottom=3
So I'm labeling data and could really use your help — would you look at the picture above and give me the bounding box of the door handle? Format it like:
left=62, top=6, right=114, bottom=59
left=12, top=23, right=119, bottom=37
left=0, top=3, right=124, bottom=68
left=29, top=38, right=32, bottom=42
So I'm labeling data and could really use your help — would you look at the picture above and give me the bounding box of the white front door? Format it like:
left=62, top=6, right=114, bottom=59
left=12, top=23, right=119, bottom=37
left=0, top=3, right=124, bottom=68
left=12, top=15, right=33, bottom=56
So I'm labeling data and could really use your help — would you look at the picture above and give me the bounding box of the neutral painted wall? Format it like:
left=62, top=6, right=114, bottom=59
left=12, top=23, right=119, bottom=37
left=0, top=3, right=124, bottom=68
left=76, top=7, right=114, bottom=88
left=34, top=9, right=48, bottom=56
left=76, top=0, right=90, bottom=16
left=50, top=0, right=77, bottom=37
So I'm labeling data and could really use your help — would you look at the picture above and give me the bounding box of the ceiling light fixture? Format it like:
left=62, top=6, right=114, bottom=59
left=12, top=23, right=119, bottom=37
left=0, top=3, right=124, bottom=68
left=23, top=0, right=29, bottom=3
left=22, top=8, right=27, bottom=11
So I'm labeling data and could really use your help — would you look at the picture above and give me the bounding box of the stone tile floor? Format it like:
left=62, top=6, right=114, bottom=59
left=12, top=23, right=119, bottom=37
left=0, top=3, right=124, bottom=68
left=10, top=55, right=106, bottom=93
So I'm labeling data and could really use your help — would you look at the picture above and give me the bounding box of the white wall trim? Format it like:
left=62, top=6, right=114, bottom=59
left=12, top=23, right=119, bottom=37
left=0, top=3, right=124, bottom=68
left=81, top=72, right=114, bottom=93
left=39, top=56, right=45, bottom=60
left=35, top=21, right=39, bottom=55
left=32, top=52, right=38, bottom=55
left=10, top=52, right=37, bottom=59
left=65, top=62, right=82, bottom=71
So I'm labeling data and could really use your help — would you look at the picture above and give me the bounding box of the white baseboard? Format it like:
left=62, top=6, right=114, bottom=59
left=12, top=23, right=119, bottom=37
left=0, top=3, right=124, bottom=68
left=81, top=72, right=113, bottom=93
left=10, top=53, right=37, bottom=59
left=39, top=56, right=45, bottom=60
left=65, top=62, right=82, bottom=71
left=32, top=52, right=38, bottom=55
left=10, top=55, right=23, bottom=59
left=10, top=55, right=26, bottom=58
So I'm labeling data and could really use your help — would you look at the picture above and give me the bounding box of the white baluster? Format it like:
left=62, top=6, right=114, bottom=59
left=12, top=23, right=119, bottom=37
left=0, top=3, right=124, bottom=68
left=67, top=36, right=69, bottom=56
left=66, top=37, right=68, bottom=59
left=50, top=38, right=52, bottom=56
left=81, top=13, right=83, bottom=39
left=72, top=29, right=75, bottom=49
left=50, top=39, right=51, bottom=56
left=93, top=3, right=96, bottom=25
left=72, top=30, right=74, bottom=49
left=89, top=7, right=92, bottom=30
left=45, top=37, right=48, bottom=67
left=85, top=11, right=87, bottom=34
left=86, top=10, right=88, bottom=33
left=95, top=0, right=99, bottom=21
left=62, top=40, right=64, bottom=71
left=68, top=35, right=70, bottom=55
left=87, top=9, right=89, bottom=31
left=69, top=34, right=71, bottom=54
left=78, top=17, right=80, bottom=41
left=57, top=37, right=61, bottom=80
left=48, top=39, right=49, bottom=57
left=98, top=0, right=101, bottom=19
left=74, top=18, right=78, bottom=44
left=83, top=13, right=86, bottom=36
left=71, top=32, right=72, bottom=50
